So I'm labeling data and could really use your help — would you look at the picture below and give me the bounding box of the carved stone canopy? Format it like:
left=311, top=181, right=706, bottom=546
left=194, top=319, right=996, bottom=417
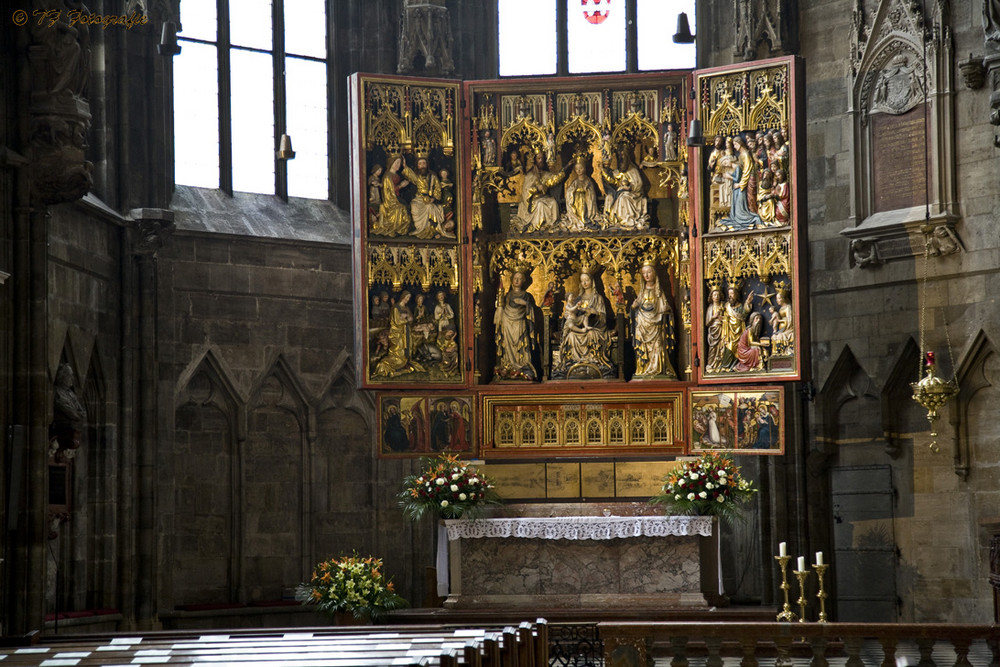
left=28, top=0, right=95, bottom=205
left=843, top=0, right=960, bottom=266
left=397, top=0, right=455, bottom=76
left=733, top=0, right=794, bottom=61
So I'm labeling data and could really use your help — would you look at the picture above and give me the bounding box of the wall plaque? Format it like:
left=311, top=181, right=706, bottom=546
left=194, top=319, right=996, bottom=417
left=871, top=105, right=927, bottom=214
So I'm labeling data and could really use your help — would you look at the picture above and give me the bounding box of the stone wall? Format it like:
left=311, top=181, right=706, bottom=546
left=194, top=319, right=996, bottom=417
left=799, top=0, right=1000, bottom=622
left=45, top=205, right=124, bottom=616
left=154, top=222, right=435, bottom=615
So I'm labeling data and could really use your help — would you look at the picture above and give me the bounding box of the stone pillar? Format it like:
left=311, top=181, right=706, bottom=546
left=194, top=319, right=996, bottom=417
left=26, top=0, right=94, bottom=204
left=128, top=208, right=174, bottom=629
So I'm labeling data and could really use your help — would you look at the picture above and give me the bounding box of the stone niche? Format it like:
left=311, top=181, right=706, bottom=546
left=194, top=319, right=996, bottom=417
left=842, top=0, right=960, bottom=266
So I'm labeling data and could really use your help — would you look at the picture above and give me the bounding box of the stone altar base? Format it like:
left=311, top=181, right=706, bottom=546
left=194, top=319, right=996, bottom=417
left=443, top=517, right=718, bottom=611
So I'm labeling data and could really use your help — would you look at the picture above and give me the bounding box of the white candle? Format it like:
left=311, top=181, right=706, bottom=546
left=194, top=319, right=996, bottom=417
left=779, top=542, right=787, bottom=557
left=797, top=556, right=806, bottom=571
left=815, top=551, right=824, bottom=566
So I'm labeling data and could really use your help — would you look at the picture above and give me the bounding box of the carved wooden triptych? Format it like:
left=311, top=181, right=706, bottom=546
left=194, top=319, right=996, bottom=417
left=349, top=59, right=803, bottom=467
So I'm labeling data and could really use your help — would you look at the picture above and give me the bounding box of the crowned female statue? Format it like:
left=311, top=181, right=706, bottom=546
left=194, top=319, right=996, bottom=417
left=493, top=266, right=539, bottom=381
left=630, top=259, right=677, bottom=379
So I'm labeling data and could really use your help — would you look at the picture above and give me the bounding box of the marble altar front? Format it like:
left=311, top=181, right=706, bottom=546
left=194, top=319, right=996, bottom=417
left=442, top=516, right=719, bottom=611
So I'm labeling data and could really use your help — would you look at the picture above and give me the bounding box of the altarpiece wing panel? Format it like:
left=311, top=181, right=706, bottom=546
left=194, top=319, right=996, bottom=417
left=350, top=75, right=467, bottom=389
left=694, top=57, right=804, bottom=383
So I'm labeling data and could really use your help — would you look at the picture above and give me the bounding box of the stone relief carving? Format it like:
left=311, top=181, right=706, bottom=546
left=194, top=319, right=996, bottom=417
left=983, top=0, right=1000, bottom=142
left=397, top=0, right=455, bottom=76
left=985, top=0, right=1000, bottom=46
left=870, top=52, right=924, bottom=115
left=130, top=209, right=176, bottom=256
left=50, top=362, right=86, bottom=462
left=849, top=238, right=881, bottom=268
left=925, top=224, right=962, bottom=256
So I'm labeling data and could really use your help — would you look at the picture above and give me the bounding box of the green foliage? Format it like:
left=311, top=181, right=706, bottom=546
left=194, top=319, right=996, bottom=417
left=295, top=554, right=407, bottom=622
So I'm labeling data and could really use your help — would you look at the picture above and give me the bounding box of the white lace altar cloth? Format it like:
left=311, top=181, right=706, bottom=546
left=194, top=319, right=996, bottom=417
left=445, top=515, right=712, bottom=541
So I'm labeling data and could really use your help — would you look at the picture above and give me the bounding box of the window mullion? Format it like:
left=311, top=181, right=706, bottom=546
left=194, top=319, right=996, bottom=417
left=217, top=0, right=233, bottom=196
left=273, top=0, right=288, bottom=201
left=625, top=0, right=637, bottom=73
left=556, top=0, right=568, bottom=77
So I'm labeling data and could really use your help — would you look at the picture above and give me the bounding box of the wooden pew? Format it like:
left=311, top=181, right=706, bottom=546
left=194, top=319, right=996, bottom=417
left=0, top=619, right=549, bottom=667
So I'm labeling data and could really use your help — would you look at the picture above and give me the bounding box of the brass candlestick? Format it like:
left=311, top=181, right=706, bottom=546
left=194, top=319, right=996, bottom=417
left=794, top=568, right=810, bottom=623
left=775, top=555, right=797, bottom=621
left=813, top=563, right=829, bottom=622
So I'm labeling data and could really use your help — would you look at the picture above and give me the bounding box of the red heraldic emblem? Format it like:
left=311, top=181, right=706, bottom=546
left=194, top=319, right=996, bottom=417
left=582, top=0, right=610, bottom=24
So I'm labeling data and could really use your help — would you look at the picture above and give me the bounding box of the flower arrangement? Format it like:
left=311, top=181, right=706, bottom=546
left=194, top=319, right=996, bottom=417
left=650, top=452, right=757, bottom=523
left=295, top=554, right=407, bottom=622
left=399, top=453, right=502, bottom=520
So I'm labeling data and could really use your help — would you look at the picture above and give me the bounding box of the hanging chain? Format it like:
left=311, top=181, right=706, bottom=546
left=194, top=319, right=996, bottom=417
left=917, top=237, right=930, bottom=379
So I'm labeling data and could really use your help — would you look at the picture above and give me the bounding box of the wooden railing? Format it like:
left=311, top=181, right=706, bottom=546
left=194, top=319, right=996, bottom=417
left=597, top=622, right=1000, bottom=667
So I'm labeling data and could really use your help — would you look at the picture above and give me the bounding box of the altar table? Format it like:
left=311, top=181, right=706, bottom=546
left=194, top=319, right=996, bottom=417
left=440, top=515, right=720, bottom=611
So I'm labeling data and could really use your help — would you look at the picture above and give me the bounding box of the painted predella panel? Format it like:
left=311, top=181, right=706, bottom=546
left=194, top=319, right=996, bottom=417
left=467, top=76, right=695, bottom=384
left=690, top=388, right=784, bottom=454
left=378, top=394, right=474, bottom=457
left=695, top=58, right=802, bottom=383
left=351, top=75, right=466, bottom=387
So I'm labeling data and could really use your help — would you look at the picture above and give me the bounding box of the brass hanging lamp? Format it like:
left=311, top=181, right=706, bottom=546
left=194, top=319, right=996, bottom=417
left=910, top=235, right=957, bottom=453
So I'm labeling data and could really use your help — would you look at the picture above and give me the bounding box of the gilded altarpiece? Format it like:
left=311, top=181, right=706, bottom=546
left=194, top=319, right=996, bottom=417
left=467, top=76, right=693, bottom=390
left=351, top=63, right=804, bottom=471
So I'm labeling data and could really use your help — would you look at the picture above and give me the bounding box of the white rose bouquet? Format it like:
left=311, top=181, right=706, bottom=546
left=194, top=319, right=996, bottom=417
left=399, top=453, right=501, bottom=520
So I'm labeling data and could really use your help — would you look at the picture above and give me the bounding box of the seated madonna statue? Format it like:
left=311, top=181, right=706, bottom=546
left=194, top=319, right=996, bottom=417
left=550, top=266, right=616, bottom=380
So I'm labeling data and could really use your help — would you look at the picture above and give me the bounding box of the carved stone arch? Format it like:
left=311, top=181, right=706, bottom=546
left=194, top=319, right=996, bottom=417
left=880, top=336, right=922, bottom=458
left=78, top=340, right=117, bottom=609
left=243, top=353, right=313, bottom=602
left=317, top=348, right=374, bottom=429
left=172, top=348, right=244, bottom=605
left=857, top=39, right=926, bottom=121
left=175, top=348, right=245, bottom=439
left=313, top=351, right=373, bottom=552
left=50, top=327, right=87, bottom=388
left=816, top=346, right=880, bottom=450
left=81, top=345, right=106, bottom=408
left=733, top=0, right=793, bottom=62
left=247, top=353, right=312, bottom=432
left=952, top=330, right=998, bottom=480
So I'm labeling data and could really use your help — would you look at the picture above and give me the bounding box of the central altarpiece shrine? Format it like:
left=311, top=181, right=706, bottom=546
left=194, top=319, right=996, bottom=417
left=350, top=58, right=804, bottom=500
